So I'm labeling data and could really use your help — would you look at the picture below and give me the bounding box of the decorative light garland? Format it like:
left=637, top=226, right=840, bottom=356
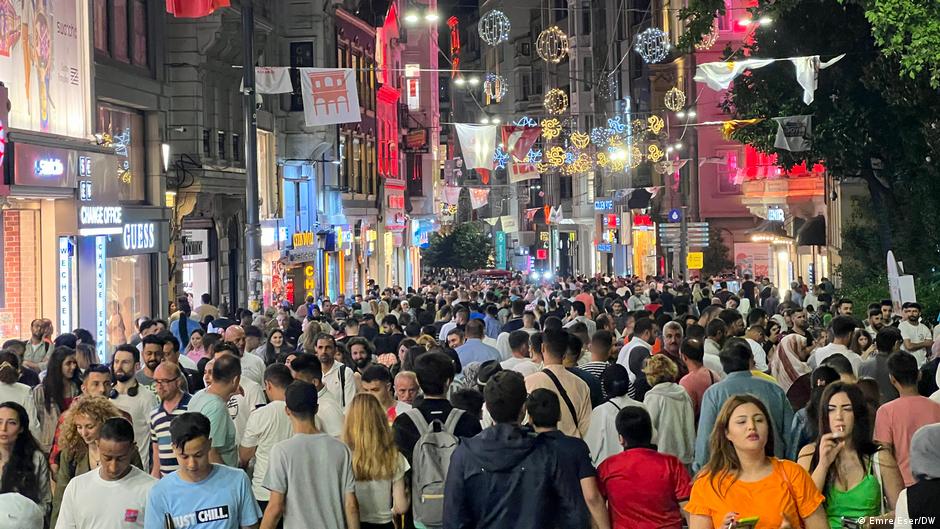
left=513, top=116, right=538, bottom=127
left=647, top=143, right=665, bottom=162
left=647, top=115, right=665, bottom=135
left=570, top=132, right=590, bottom=149
left=541, top=118, right=562, bottom=139
left=493, top=145, right=510, bottom=169
left=524, top=148, right=542, bottom=163
left=628, top=146, right=643, bottom=168
left=544, top=88, right=568, bottom=115
left=664, top=87, right=686, bottom=112
left=695, top=21, right=720, bottom=51
left=590, top=127, right=611, bottom=146
left=478, top=10, right=511, bottom=46
left=546, top=146, right=566, bottom=167
left=634, top=28, right=670, bottom=64
left=483, top=73, right=509, bottom=104
left=536, top=26, right=570, bottom=63
left=597, top=71, right=619, bottom=100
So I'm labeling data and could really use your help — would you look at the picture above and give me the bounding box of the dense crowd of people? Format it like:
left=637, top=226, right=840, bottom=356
left=1, top=273, right=939, bottom=529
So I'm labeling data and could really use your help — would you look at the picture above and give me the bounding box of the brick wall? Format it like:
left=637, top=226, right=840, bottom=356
left=0, top=210, right=40, bottom=342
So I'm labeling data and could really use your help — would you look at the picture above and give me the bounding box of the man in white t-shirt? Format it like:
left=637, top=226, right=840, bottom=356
left=54, top=418, right=156, bottom=529
left=110, top=345, right=160, bottom=470
left=211, top=343, right=267, bottom=444
left=291, top=354, right=345, bottom=437
left=239, top=364, right=294, bottom=509
left=898, top=302, right=933, bottom=367
left=500, top=330, right=540, bottom=377
left=809, top=316, right=862, bottom=375
left=225, top=325, right=266, bottom=385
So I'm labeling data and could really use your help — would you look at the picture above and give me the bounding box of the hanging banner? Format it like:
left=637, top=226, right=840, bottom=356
left=508, top=163, right=540, bottom=183
left=550, top=205, right=563, bottom=224
left=694, top=55, right=845, bottom=105
left=501, top=126, right=542, bottom=161
left=298, top=68, right=362, bottom=126
left=495, top=231, right=507, bottom=269
left=525, top=208, right=539, bottom=221
left=483, top=217, right=499, bottom=226
left=773, top=115, right=812, bottom=152
left=442, top=185, right=461, bottom=205
left=500, top=215, right=518, bottom=233
left=167, top=0, right=230, bottom=18
left=454, top=124, right=497, bottom=171
left=469, top=188, right=490, bottom=209
left=254, top=67, right=294, bottom=94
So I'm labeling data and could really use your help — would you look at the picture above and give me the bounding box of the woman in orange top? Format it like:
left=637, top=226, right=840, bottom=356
left=685, top=394, right=828, bottom=529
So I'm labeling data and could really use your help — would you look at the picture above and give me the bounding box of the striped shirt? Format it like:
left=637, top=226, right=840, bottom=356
left=149, top=393, right=192, bottom=476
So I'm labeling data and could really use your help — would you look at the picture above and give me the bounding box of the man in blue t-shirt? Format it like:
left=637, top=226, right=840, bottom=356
left=145, top=412, right=261, bottom=529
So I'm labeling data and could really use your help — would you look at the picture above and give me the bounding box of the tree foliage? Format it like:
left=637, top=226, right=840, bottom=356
left=681, top=0, right=940, bottom=277
left=421, top=223, right=493, bottom=271
left=702, top=228, right=734, bottom=277
left=855, top=0, right=940, bottom=88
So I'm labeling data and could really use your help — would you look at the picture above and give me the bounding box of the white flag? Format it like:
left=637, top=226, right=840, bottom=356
left=298, top=68, right=361, bottom=126
left=254, top=67, right=294, bottom=94
left=773, top=115, right=812, bottom=152
left=500, top=215, right=518, bottom=233
left=454, top=124, right=497, bottom=172
left=694, top=58, right=775, bottom=91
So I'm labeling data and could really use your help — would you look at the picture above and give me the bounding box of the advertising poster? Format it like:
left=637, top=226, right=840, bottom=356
left=0, top=0, right=89, bottom=138
left=734, top=243, right=771, bottom=278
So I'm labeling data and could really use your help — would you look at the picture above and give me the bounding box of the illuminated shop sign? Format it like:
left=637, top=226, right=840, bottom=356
left=594, top=199, right=614, bottom=211
left=292, top=231, right=315, bottom=247
left=58, top=237, right=74, bottom=334
left=767, top=207, right=785, bottom=222
left=35, top=158, right=64, bottom=177
left=95, top=236, right=108, bottom=349
left=79, top=205, right=124, bottom=235
left=122, top=223, right=155, bottom=251
left=12, top=143, right=76, bottom=188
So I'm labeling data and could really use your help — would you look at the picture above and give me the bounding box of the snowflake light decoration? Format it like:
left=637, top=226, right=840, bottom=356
left=590, top=127, right=610, bottom=146
left=478, top=10, right=510, bottom=46
left=483, top=73, right=509, bottom=104
left=664, top=87, right=686, bottom=112
left=564, top=151, right=576, bottom=165
left=493, top=145, right=510, bottom=169
left=634, top=28, right=670, bottom=64
left=607, top=116, right=627, bottom=134
left=628, top=146, right=643, bottom=168
left=536, top=26, right=570, bottom=63
left=524, top=148, right=542, bottom=163
left=544, top=88, right=568, bottom=115
left=541, top=118, right=562, bottom=139
left=513, top=116, right=538, bottom=127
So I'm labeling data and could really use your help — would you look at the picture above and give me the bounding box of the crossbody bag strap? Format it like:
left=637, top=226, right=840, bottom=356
left=542, top=369, right=579, bottom=428
left=338, top=366, right=347, bottom=407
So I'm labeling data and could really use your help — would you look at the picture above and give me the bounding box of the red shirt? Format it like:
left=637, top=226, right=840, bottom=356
left=679, top=366, right=719, bottom=422
left=598, top=447, right=692, bottom=529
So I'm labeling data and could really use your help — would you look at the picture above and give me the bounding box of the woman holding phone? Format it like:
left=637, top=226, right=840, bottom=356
left=797, top=382, right=903, bottom=528
left=685, top=394, right=827, bottom=529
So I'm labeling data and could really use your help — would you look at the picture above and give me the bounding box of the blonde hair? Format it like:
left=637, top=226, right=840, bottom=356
left=416, top=335, right=438, bottom=350
left=643, top=354, right=679, bottom=386
left=342, top=394, right=398, bottom=481
left=60, top=396, right=124, bottom=460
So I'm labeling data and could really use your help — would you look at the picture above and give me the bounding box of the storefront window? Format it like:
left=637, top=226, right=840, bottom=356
left=97, top=104, right=146, bottom=202
left=104, top=255, right=152, bottom=352
left=0, top=211, right=41, bottom=342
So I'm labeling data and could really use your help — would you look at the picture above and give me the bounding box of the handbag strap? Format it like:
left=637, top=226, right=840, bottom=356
left=542, top=368, right=579, bottom=431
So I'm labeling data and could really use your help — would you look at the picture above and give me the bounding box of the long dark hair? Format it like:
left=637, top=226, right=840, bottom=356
left=810, top=382, right=881, bottom=484
left=264, top=329, right=285, bottom=366
left=803, top=366, right=841, bottom=442
left=0, top=402, right=44, bottom=503
left=42, top=347, right=81, bottom=412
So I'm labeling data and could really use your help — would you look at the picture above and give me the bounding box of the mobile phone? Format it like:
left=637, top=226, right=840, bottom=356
left=735, top=516, right=759, bottom=529
left=842, top=517, right=861, bottom=529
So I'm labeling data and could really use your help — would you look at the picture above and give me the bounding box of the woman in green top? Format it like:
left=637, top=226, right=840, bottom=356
left=797, top=382, right=904, bottom=528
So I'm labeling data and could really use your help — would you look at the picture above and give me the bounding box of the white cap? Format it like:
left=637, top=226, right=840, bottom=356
left=0, top=494, right=44, bottom=529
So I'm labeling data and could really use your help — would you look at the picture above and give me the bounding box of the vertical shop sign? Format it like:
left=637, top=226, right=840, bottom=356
left=95, top=236, right=107, bottom=349
left=58, top=237, right=72, bottom=332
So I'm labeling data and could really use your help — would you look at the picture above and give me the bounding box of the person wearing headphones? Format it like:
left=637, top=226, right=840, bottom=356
left=110, top=345, right=159, bottom=471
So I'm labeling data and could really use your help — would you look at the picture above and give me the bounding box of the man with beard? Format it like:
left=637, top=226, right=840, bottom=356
left=111, top=344, right=160, bottom=470
left=347, top=337, right=374, bottom=372
left=788, top=308, right=809, bottom=338
left=149, top=362, right=191, bottom=477
left=314, top=333, right=357, bottom=410
left=899, top=302, right=933, bottom=366
left=22, top=318, right=52, bottom=372
left=866, top=306, right=885, bottom=337
left=135, top=335, right=165, bottom=393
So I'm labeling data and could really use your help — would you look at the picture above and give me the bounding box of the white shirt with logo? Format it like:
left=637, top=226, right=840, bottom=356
left=55, top=466, right=156, bottom=529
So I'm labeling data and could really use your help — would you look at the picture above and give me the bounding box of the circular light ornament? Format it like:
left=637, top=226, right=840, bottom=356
left=634, top=28, right=670, bottom=63
left=664, top=87, right=686, bottom=112
left=478, top=10, right=511, bottom=46
left=536, top=26, right=570, bottom=63
left=483, top=73, right=509, bottom=104
left=544, top=88, right=568, bottom=115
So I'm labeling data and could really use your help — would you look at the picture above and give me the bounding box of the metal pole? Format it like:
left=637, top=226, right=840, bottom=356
left=680, top=205, right=689, bottom=280
left=242, top=2, right=263, bottom=312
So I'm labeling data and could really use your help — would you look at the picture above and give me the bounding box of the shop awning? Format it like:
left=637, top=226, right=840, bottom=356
left=746, top=220, right=792, bottom=244
left=796, top=215, right=827, bottom=246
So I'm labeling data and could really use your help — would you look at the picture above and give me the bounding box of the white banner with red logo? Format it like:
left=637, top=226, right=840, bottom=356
left=298, top=68, right=362, bottom=126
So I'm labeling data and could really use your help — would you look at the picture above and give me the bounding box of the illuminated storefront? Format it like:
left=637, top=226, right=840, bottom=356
left=631, top=213, right=657, bottom=279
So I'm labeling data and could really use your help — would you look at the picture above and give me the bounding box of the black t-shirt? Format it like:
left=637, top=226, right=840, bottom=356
left=539, top=429, right=596, bottom=480
left=18, top=367, right=40, bottom=388
left=373, top=332, right=405, bottom=355
left=741, top=281, right=756, bottom=302
left=393, top=398, right=483, bottom=464
left=359, top=324, right=379, bottom=341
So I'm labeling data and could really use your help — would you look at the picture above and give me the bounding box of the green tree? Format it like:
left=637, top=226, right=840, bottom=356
left=421, top=223, right=493, bottom=271
left=855, top=0, right=940, bottom=88
left=702, top=228, right=734, bottom=277
left=681, top=0, right=940, bottom=278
